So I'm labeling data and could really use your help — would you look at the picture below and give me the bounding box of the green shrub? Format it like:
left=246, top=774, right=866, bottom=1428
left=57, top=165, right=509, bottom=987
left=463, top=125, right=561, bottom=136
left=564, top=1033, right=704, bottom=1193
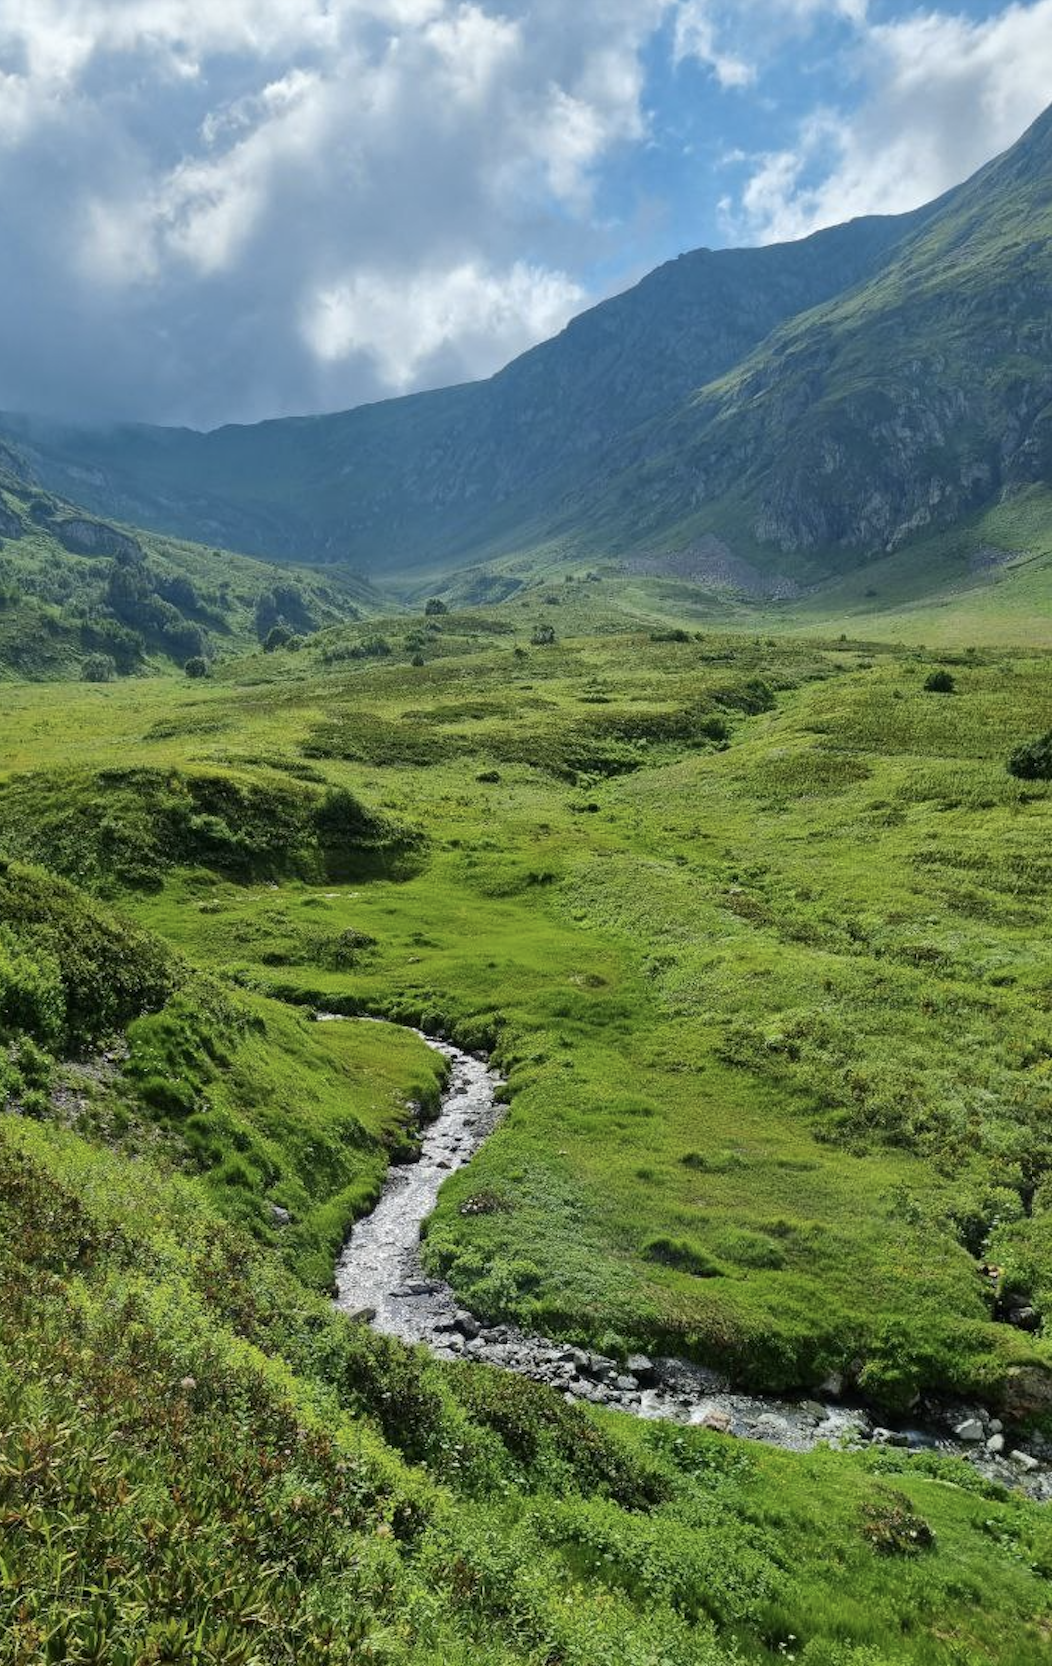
left=0, top=924, right=64, bottom=1047
left=450, top=1365, right=667, bottom=1507
left=923, top=669, right=956, bottom=694
left=0, top=860, right=175, bottom=1050
left=81, top=652, right=116, bottom=682
left=1007, top=730, right=1052, bottom=780
left=860, top=1491, right=935, bottom=1556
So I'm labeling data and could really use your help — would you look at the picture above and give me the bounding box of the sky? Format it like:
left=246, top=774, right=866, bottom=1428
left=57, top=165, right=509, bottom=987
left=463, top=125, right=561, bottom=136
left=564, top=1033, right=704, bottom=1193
left=0, top=0, right=1050, bottom=429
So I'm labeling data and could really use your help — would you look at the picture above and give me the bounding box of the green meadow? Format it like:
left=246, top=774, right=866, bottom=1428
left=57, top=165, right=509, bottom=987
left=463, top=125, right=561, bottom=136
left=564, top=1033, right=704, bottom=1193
left=3, top=590, right=1052, bottom=1660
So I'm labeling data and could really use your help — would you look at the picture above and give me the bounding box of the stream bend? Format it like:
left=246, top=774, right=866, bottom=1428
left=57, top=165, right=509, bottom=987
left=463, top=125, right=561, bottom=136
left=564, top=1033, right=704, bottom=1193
left=329, top=1019, right=1050, bottom=1494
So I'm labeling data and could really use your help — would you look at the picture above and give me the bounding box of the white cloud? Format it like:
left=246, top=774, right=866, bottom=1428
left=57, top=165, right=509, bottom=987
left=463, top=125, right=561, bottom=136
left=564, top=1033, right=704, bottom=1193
left=673, top=3, right=755, bottom=87
left=304, top=260, right=584, bottom=387
left=726, top=1, right=1052, bottom=243
left=672, top=0, right=872, bottom=88
left=0, top=0, right=668, bottom=423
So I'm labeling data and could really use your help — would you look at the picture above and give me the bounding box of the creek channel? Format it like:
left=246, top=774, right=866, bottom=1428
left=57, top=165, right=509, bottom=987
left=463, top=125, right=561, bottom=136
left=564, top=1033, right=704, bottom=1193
left=328, top=1019, right=1050, bottom=1497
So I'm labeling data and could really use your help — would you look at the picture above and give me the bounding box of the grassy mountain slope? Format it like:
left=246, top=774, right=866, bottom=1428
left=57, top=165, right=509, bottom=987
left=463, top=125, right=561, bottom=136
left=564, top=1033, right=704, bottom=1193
left=0, top=451, right=380, bottom=678
left=0, top=204, right=937, bottom=575
left=4, top=106, right=1052, bottom=593
left=582, top=103, right=1052, bottom=569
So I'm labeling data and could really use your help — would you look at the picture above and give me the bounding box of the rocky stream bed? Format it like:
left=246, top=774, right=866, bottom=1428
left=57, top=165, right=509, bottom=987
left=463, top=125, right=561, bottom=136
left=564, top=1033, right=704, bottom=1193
left=329, top=1021, right=1052, bottom=1498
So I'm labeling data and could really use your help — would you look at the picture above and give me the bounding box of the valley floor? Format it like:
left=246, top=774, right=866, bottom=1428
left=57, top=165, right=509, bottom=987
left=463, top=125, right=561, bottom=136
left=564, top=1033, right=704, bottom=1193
left=2, top=603, right=1052, bottom=1660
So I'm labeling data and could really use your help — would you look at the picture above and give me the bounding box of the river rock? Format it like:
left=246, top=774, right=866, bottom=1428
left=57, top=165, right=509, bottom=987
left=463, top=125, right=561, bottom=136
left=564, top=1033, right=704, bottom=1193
left=800, top=1400, right=827, bottom=1422
left=696, top=1407, right=733, bottom=1433
left=346, top=1306, right=377, bottom=1324
left=588, top=1358, right=615, bottom=1382
left=1006, top=1304, right=1041, bottom=1332
left=1003, top=1365, right=1052, bottom=1421
left=614, top=1374, right=638, bottom=1394
left=1010, top=1450, right=1040, bottom=1472
left=454, top=1312, right=481, bottom=1339
left=751, top=1414, right=790, bottom=1440
left=954, top=1419, right=985, bottom=1442
left=988, top=1418, right=1004, bottom=1434
left=270, top=1204, right=291, bottom=1225
left=987, top=1433, right=1006, bottom=1454
left=626, top=1353, right=656, bottom=1384
left=818, top=1373, right=844, bottom=1399
left=871, top=1428, right=909, bottom=1447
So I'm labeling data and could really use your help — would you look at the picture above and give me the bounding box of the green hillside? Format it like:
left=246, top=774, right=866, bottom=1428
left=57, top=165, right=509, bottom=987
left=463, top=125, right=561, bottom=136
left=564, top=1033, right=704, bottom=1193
left=0, top=451, right=380, bottom=679
left=0, top=198, right=939, bottom=577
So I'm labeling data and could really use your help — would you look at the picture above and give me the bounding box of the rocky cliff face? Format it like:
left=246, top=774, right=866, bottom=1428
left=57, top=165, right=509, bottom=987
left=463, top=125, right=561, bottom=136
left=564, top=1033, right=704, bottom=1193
left=3, top=105, right=1051, bottom=582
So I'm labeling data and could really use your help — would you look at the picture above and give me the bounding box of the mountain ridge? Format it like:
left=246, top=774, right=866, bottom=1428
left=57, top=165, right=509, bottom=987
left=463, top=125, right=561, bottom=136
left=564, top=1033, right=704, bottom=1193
left=3, top=103, right=1051, bottom=584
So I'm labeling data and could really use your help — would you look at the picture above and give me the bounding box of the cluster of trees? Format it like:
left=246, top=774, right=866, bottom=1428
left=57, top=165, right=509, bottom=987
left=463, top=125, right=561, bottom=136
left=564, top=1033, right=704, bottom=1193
left=79, top=562, right=327, bottom=679
left=106, top=554, right=205, bottom=662
left=255, top=583, right=316, bottom=642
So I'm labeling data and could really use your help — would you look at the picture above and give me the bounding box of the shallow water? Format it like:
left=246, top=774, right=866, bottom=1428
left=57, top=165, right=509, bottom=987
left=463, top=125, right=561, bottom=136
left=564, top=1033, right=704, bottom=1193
left=331, top=1019, right=1049, bottom=1493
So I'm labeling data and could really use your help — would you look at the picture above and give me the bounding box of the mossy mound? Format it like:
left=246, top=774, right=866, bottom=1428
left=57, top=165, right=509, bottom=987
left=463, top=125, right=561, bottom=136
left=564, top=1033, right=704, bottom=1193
left=0, top=766, right=418, bottom=892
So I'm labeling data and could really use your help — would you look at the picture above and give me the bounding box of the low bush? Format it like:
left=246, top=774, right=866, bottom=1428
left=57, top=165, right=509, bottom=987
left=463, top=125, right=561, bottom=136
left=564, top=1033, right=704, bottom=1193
left=0, top=859, right=175, bottom=1050
left=1007, top=730, right=1052, bottom=779
left=923, top=669, right=957, bottom=694
left=643, top=1234, right=724, bottom=1278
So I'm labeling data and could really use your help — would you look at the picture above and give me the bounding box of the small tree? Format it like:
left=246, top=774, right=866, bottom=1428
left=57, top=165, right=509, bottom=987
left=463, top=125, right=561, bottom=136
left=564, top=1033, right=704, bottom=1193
left=360, top=634, right=392, bottom=658
left=531, top=623, right=556, bottom=646
left=81, top=653, right=116, bottom=683
left=424, top=598, right=448, bottom=616
left=1008, top=731, right=1052, bottom=780
left=923, top=669, right=956, bottom=694
left=184, top=655, right=209, bottom=679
